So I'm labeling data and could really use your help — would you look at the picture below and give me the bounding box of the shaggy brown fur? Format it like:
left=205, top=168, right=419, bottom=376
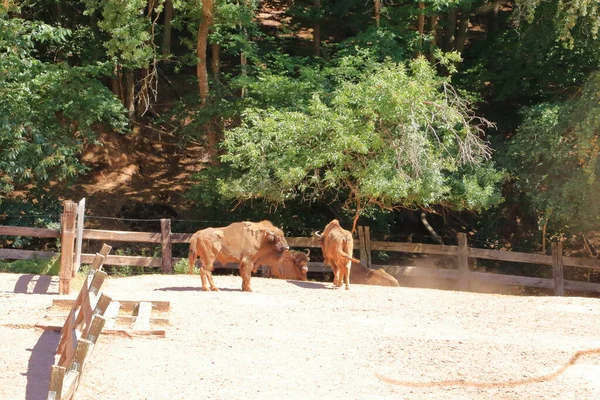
left=263, top=250, right=310, bottom=281
left=350, top=262, right=399, bottom=287
left=188, top=220, right=289, bottom=292
left=315, top=219, right=360, bottom=290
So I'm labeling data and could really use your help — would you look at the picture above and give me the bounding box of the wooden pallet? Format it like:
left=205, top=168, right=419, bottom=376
left=37, top=299, right=170, bottom=338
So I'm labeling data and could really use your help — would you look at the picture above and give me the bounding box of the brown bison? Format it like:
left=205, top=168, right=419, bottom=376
left=350, top=262, right=400, bottom=287
left=314, top=219, right=359, bottom=290
left=263, top=249, right=310, bottom=281
left=188, top=220, right=289, bottom=292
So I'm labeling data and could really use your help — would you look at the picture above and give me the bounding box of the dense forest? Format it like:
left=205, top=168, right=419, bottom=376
left=1, top=0, right=599, bottom=255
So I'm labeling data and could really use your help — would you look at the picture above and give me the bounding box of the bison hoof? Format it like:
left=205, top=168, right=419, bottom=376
left=201, top=287, right=210, bottom=292
left=345, top=286, right=350, bottom=290
left=242, top=287, right=253, bottom=292
left=210, top=287, right=220, bottom=292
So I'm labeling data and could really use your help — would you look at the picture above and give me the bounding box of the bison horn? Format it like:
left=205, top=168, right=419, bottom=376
left=304, top=249, right=310, bottom=257
left=313, top=231, right=322, bottom=238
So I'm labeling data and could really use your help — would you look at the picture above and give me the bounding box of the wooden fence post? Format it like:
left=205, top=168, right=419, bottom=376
left=358, top=226, right=367, bottom=266
left=457, top=232, right=469, bottom=291
left=72, top=198, right=86, bottom=277
left=552, top=242, right=565, bottom=296
left=161, top=219, right=173, bottom=274
left=59, top=201, right=77, bottom=295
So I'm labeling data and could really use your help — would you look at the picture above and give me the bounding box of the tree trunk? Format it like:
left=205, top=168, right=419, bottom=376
left=455, top=7, right=470, bottom=54
left=421, top=211, right=444, bottom=245
left=417, top=2, right=425, bottom=56
left=489, top=0, right=501, bottom=34
left=162, top=0, right=174, bottom=59
left=429, top=14, right=438, bottom=62
left=197, top=0, right=214, bottom=105
left=240, top=51, right=248, bottom=98
left=313, top=0, right=321, bottom=57
left=442, top=6, right=457, bottom=52
left=125, top=70, right=135, bottom=121
left=211, top=43, right=221, bottom=83
left=374, top=0, right=381, bottom=28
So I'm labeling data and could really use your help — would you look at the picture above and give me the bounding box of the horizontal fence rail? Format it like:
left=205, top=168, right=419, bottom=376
left=2, top=199, right=600, bottom=296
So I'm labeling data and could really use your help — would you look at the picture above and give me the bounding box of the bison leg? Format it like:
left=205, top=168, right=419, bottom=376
left=343, top=262, right=351, bottom=290
left=206, top=270, right=219, bottom=291
left=240, top=258, right=253, bottom=292
left=199, top=266, right=211, bottom=291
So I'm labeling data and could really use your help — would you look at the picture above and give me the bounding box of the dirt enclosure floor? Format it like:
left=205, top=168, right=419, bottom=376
left=1, top=272, right=600, bottom=400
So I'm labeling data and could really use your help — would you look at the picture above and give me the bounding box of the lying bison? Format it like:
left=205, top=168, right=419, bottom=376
left=188, top=220, right=289, bottom=292
left=314, top=219, right=360, bottom=290
left=350, top=262, right=399, bottom=287
left=263, top=249, right=310, bottom=281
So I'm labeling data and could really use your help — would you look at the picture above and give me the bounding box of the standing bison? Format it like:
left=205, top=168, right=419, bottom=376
left=188, top=220, right=289, bottom=292
left=263, top=249, right=310, bottom=281
left=314, top=219, right=359, bottom=290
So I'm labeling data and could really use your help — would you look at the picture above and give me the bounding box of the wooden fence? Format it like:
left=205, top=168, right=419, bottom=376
left=2, top=200, right=600, bottom=296
left=47, top=248, right=112, bottom=400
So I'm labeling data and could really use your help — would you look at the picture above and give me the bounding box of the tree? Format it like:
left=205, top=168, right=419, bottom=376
left=501, top=72, right=600, bottom=237
left=213, top=56, right=503, bottom=230
left=0, top=14, right=127, bottom=197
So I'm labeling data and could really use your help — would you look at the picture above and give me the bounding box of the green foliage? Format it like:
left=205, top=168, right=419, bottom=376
left=82, top=0, right=156, bottom=68
left=516, top=0, right=600, bottom=48
left=0, top=256, right=60, bottom=275
left=174, top=258, right=193, bottom=274
left=0, top=16, right=128, bottom=196
left=212, top=56, right=503, bottom=221
left=501, top=72, right=600, bottom=235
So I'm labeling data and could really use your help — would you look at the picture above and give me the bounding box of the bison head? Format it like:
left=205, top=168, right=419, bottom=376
left=291, top=249, right=310, bottom=280
left=265, top=229, right=289, bottom=253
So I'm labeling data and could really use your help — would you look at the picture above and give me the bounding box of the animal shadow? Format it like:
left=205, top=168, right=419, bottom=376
left=24, top=330, right=60, bottom=400
left=153, top=286, right=241, bottom=292
left=287, top=280, right=333, bottom=290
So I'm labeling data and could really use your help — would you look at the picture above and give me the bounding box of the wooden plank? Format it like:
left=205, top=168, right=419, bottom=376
left=465, top=271, right=554, bottom=289
left=53, top=299, right=171, bottom=313
left=80, top=253, right=162, bottom=267
left=60, top=370, right=80, bottom=400
left=47, top=365, right=65, bottom=400
left=36, top=315, right=169, bottom=331
left=370, top=241, right=459, bottom=256
left=0, top=225, right=60, bottom=238
left=562, top=256, right=600, bottom=271
left=73, top=198, right=86, bottom=276
left=100, top=329, right=166, bottom=337
left=68, top=339, right=92, bottom=372
left=94, top=293, right=112, bottom=317
left=59, top=201, right=77, bottom=295
left=103, top=301, right=121, bottom=329
left=457, top=233, right=469, bottom=291
left=161, top=219, right=173, bottom=274
left=133, top=302, right=152, bottom=331
left=82, top=229, right=161, bottom=243
left=468, top=247, right=553, bottom=265
left=0, top=249, right=56, bottom=260
left=84, top=315, right=106, bottom=344
left=564, top=279, right=600, bottom=293
left=552, top=242, right=565, bottom=296
left=171, top=232, right=193, bottom=243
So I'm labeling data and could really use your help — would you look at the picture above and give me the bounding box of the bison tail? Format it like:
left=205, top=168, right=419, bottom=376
left=343, top=254, right=361, bottom=264
left=188, top=235, right=197, bottom=275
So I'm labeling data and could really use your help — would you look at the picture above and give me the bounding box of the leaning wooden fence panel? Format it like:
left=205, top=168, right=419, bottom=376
left=47, top=249, right=112, bottom=400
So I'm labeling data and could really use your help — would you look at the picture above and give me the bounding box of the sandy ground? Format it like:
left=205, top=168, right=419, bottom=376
left=1, top=272, right=600, bottom=400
